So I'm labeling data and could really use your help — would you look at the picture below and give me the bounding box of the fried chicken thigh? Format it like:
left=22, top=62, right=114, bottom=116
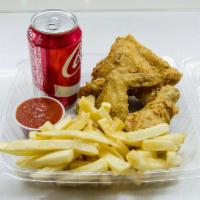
left=125, top=85, right=180, bottom=131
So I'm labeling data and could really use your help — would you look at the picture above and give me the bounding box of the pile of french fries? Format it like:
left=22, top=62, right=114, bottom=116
left=0, top=95, right=186, bottom=178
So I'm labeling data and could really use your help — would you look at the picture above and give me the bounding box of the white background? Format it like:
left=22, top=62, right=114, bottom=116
left=0, top=1, right=200, bottom=199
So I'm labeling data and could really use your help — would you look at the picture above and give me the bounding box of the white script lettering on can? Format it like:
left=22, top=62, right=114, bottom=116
left=62, top=43, right=81, bottom=78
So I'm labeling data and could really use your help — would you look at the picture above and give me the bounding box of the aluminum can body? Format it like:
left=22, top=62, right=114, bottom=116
left=27, top=9, right=82, bottom=107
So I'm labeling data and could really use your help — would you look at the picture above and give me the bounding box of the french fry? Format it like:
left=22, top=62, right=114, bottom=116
left=55, top=115, right=72, bottom=130
left=127, top=150, right=149, bottom=170
left=99, top=144, right=123, bottom=159
left=127, top=150, right=168, bottom=171
left=110, top=132, right=126, bottom=142
left=20, top=149, right=74, bottom=168
left=98, top=118, right=111, bottom=134
left=17, top=155, right=39, bottom=166
left=166, top=151, right=182, bottom=167
left=0, top=140, right=99, bottom=156
left=35, top=149, right=74, bottom=167
left=127, top=150, right=154, bottom=163
left=146, top=158, right=168, bottom=170
left=111, top=117, right=125, bottom=132
left=77, top=107, right=84, bottom=117
left=127, top=150, right=153, bottom=163
left=84, top=120, right=94, bottom=131
left=142, top=139, right=178, bottom=151
left=70, top=158, right=108, bottom=173
left=0, top=140, right=43, bottom=156
left=42, top=165, right=67, bottom=171
left=39, top=121, right=56, bottom=131
left=120, top=168, right=136, bottom=176
left=84, top=156, right=99, bottom=162
left=78, top=96, right=100, bottom=121
left=30, top=172, right=51, bottom=180
left=74, top=140, right=99, bottom=156
left=30, top=164, right=67, bottom=180
left=103, top=153, right=130, bottom=175
left=99, top=102, right=111, bottom=112
left=156, top=134, right=185, bottom=147
left=112, top=134, right=145, bottom=149
left=103, top=134, right=129, bottom=158
left=35, top=130, right=114, bottom=146
left=113, top=139, right=129, bottom=158
left=125, top=123, right=169, bottom=145
left=29, top=131, right=45, bottom=140
left=69, top=160, right=92, bottom=169
left=66, top=112, right=90, bottom=130
left=98, top=118, right=129, bottom=157
left=98, top=103, right=112, bottom=123
left=86, top=95, right=95, bottom=107
left=93, top=127, right=103, bottom=134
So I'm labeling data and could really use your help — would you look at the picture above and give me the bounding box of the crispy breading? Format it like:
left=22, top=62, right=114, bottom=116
left=78, top=35, right=182, bottom=130
left=96, top=68, right=161, bottom=120
left=92, top=35, right=182, bottom=87
left=125, top=85, right=180, bottom=131
left=78, top=78, right=105, bottom=98
left=92, top=35, right=154, bottom=80
left=79, top=35, right=182, bottom=105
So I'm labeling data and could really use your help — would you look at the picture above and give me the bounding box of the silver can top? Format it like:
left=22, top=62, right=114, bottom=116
left=31, top=9, right=78, bottom=34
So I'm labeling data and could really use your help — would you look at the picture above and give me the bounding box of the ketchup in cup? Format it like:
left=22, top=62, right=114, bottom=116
left=27, top=9, right=82, bottom=107
left=15, top=97, right=65, bottom=134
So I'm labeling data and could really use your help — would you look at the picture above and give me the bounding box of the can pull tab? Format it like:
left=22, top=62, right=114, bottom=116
left=47, top=16, right=60, bottom=31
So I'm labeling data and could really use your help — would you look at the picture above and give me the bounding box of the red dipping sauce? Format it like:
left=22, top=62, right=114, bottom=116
left=15, top=97, right=65, bottom=129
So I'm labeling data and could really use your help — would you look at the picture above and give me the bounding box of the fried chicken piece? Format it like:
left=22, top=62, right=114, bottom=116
left=91, top=35, right=182, bottom=104
left=78, top=35, right=182, bottom=130
left=92, top=35, right=155, bottom=80
left=92, top=35, right=181, bottom=84
left=78, top=78, right=105, bottom=98
left=96, top=68, right=161, bottom=120
left=125, top=35, right=182, bottom=85
left=125, top=85, right=180, bottom=131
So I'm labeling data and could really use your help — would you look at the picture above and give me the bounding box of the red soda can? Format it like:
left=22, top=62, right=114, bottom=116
left=27, top=9, right=82, bottom=107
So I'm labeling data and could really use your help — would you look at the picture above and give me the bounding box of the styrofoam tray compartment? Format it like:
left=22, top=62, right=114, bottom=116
left=0, top=57, right=200, bottom=185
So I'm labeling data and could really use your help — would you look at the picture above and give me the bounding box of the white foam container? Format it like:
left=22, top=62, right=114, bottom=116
left=0, top=57, right=200, bottom=185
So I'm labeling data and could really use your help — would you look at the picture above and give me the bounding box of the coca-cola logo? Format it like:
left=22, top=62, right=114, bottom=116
left=62, top=43, right=81, bottom=78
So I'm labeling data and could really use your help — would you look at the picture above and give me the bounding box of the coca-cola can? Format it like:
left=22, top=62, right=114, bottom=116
left=27, top=9, right=82, bottom=107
